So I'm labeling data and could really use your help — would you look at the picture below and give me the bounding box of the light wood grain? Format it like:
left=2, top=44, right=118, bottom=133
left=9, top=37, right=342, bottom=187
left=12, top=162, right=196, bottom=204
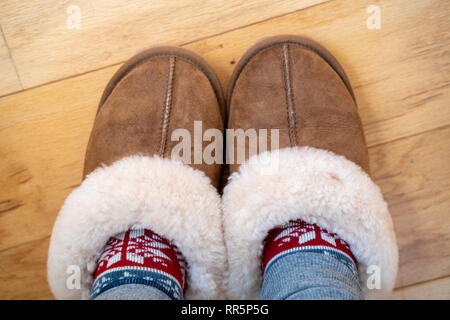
left=0, top=65, right=119, bottom=251
left=392, top=277, right=450, bottom=300
left=182, top=0, right=450, bottom=147
left=1, top=124, right=449, bottom=299
left=0, top=0, right=327, bottom=93
left=0, top=28, right=21, bottom=95
left=0, top=0, right=449, bottom=299
left=370, top=125, right=450, bottom=287
left=2, top=0, right=447, bottom=253
left=0, top=237, right=53, bottom=299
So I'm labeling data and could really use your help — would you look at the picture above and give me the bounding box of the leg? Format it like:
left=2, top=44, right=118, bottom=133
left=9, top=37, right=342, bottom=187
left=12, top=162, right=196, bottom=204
left=223, top=35, right=398, bottom=300
left=259, top=220, right=363, bottom=300
left=94, top=285, right=171, bottom=300
left=47, top=46, right=227, bottom=300
left=91, top=229, right=185, bottom=300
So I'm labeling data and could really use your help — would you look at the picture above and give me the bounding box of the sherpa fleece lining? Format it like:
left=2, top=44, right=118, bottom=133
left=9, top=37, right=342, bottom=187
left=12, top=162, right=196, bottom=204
left=47, top=156, right=226, bottom=300
left=222, top=147, right=398, bottom=300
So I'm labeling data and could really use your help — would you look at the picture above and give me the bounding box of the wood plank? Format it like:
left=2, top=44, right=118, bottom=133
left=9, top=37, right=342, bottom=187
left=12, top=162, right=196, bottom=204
left=1, top=125, right=449, bottom=299
left=182, top=0, right=450, bottom=147
left=392, top=277, right=450, bottom=300
left=0, top=237, right=53, bottom=299
left=0, top=0, right=327, bottom=91
left=0, top=66, right=119, bottom=251
left=370, top=125, right=450, bottom=287
left=0, top=27, right=21, bottom=96
left=0, top=0, right=449, bottom=297
left=0, top=0, right=448, bottom=269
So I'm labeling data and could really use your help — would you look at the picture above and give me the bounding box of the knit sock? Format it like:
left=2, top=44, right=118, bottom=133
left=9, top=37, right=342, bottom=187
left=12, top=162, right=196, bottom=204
left=262, top=219, right=357, bottom=276
left=91, top=228, right=186, bottom=300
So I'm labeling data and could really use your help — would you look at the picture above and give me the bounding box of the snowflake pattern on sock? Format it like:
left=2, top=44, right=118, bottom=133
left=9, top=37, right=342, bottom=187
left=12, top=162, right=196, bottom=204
left=91, top=229, right=186, bottom=300
left=262, top=220, right=358, bottom=275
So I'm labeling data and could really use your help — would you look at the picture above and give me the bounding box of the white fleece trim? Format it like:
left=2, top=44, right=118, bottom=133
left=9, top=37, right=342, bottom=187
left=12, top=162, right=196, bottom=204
left=47, top=156, right=226, bottom=300
left=222, top=147, right=398, bottom=300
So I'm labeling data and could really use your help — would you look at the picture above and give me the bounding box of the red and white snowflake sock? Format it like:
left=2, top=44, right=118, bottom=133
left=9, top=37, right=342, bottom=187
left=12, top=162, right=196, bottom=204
left=262, top=219, right=357, bottom=275
left=91, top=229, right=186, bottom=300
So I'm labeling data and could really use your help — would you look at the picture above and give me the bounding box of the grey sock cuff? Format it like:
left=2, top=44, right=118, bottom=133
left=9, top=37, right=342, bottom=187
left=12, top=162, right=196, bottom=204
left=93, top=283, right=172, bottom=300
left=260, top=251, right=364, bottom=300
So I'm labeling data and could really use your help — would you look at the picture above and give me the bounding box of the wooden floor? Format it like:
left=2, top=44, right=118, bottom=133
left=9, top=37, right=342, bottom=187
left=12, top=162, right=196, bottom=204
left=0, top=0, right=449, bottom=299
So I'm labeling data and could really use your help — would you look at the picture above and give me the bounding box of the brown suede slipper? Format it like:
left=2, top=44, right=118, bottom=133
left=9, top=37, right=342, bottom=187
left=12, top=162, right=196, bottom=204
left=227, top=34, right=356, bottom=114
left=48, top=46, right=228, bottom=300
left=100, top=45, right=225, bottom=118
left=83, top=45, right=226, bottom=187
left=225, top=34, right=369, bottom=174
left=222, top=35, right=397, bottom=300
